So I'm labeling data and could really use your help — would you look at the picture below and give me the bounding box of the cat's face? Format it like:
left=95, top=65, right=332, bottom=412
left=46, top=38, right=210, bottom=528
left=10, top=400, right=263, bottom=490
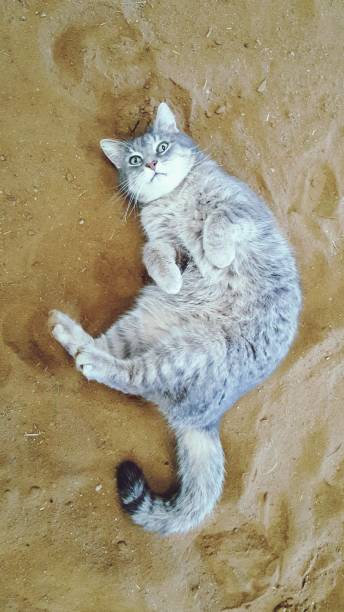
left=100, top=103, right=196, bottom=204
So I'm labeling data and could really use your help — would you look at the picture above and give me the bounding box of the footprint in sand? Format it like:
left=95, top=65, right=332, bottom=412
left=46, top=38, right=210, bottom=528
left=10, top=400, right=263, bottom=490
left=294, top=427, right=328, bottom=480
left=196, top=524, right=279, bottom=609
left=293, top=158, right=343, bottom=241
left=288, top=155, right=344, bottom=354
left=257, top=492, right=291, bottom=558
left=299, top=545, right=342, bottom=605
left=313, top=163, right=340, bottom=219
left=38, top=3, right=192, bottom=135
left=313, top=475, right=343, bottom=528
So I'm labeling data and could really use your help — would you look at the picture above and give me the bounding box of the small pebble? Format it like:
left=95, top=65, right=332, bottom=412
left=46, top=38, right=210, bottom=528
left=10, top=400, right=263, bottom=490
left=95, top=484, right=102, bottom=492
left=0, top=154, right=7, bottom=161
left=65, top=171, right=75, bottom=182
left=205, top=110, right=213, bottom=118
left=215, top=105, right=226, bottom=115
left=79, top=218, right=85, bottom=225
left=257, top=78, right=267, bottom=93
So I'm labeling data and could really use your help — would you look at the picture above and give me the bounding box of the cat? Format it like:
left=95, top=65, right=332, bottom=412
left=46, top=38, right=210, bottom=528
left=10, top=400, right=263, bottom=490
left=49, top=102, right=302, bottom=535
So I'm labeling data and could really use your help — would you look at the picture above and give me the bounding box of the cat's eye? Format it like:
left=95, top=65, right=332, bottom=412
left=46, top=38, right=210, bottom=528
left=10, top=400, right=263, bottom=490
left=156, top=141, right=169, bottom=154
left=129, top=155, right=143, bottom=166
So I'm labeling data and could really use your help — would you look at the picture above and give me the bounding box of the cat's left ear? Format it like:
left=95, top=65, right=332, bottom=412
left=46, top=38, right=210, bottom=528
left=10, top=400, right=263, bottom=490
left=100, top=139, right=123, bottom=169
left=153, top=102, right=178, bottom=133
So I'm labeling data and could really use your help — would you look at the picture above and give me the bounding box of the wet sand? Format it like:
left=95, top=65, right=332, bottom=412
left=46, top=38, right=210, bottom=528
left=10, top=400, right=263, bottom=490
left=1, top=1, right=344, bottom=610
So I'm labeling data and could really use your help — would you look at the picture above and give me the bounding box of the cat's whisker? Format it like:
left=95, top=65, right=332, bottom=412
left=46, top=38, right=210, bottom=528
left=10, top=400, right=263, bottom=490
left=123, top=189, right=137, bottom=222
left=118, top=186, right=129, bottom=198
left=124, top=174, right=146, bottom=221
left=119, top=176, right=139, bottom=221
left=119, top=176, right=132, bottom=190
left=125, top=193, right=137, bottom=221
left=190, top=155, right=212, bottom=172
left=132, top=176, right=147, bottom=213
left=120, top=176, right=135, bottom=192
left=125, top=173, right=146, bottom=221
left=190, top=145, right=211, bottom=154
left=118, top=183, right=131, bottom=198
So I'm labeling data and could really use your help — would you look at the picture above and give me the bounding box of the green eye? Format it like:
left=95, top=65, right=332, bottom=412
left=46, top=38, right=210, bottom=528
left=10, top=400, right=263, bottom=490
left=129, top=155, right=143, bottom=166
left=157, top=141, right=169, bottom=154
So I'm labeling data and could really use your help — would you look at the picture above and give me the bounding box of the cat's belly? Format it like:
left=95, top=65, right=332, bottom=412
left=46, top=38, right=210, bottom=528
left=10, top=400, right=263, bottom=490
left=138, top=271, right=242, bottom=332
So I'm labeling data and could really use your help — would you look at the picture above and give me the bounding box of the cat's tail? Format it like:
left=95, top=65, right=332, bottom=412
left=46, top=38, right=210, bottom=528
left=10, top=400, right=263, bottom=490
left=116, top=426, right=225, bottom=535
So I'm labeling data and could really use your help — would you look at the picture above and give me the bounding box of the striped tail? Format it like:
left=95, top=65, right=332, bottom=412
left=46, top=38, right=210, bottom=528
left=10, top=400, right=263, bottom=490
left=116, top=426, right=225, bottom=535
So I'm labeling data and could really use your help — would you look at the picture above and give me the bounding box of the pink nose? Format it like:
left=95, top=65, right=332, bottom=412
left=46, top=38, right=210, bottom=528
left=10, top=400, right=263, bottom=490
left=145, top=160, right=157, bottom=170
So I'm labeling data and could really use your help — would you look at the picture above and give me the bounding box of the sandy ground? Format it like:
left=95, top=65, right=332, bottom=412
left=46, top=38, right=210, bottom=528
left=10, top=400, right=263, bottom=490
left=1, top=1, right=344, bottom=610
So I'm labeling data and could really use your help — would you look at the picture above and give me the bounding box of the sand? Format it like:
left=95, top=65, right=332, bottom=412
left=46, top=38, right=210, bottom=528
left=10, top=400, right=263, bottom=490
left=1, top=1, right=344, bottom=610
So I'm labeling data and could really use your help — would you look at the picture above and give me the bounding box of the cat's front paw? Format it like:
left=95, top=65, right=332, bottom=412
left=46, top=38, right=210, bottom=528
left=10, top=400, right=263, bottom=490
left=144, top=242, right=183, bottom=295
left=75, top=347, right=114, bottom=382
left=204, top=243, right=235, bottom=268
left=156, top=267, right=183, bottom=294
left=203, top=214, right=236, bottom=269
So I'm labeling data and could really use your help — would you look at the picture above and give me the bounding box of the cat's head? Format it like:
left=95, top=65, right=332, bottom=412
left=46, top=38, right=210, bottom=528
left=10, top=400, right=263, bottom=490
left=100, top=103, right=196, bottom=204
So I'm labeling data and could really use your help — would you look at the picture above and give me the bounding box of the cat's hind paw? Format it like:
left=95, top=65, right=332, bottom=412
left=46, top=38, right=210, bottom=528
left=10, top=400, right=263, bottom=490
left=75, top=347, right=115, bottom=383
left=49, top=310, right=92, bottom=357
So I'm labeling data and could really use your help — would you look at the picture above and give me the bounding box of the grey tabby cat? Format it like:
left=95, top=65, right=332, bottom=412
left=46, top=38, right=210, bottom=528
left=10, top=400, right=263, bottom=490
left=49, top=102, right=301, bottom=535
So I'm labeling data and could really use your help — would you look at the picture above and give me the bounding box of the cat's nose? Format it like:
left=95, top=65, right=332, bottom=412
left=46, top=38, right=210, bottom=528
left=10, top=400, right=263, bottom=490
left=145, top=160, right=158, bottom=171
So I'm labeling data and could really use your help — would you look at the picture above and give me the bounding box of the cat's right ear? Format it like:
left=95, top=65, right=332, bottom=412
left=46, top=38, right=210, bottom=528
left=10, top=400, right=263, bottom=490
left=153, top=102, right=178, bottom=133
left=100, top=139, right=123, bottom=169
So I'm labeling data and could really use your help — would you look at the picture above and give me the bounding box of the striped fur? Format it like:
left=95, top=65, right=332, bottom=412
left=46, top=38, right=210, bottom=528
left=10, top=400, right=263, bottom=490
left=50, top=102, right=301, bottom=534
left=117, top=428, right=224, bottom=535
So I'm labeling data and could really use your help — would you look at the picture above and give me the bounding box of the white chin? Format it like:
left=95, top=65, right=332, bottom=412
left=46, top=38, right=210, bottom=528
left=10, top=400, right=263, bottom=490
left=136, top=159, right=191, bottom=203
left=138, top=174, right=175, bottom=203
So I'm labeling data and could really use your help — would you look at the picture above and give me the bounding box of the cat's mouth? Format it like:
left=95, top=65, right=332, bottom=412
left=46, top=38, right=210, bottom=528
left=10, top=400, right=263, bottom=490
left=150, top=171, right=167, bottom=183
